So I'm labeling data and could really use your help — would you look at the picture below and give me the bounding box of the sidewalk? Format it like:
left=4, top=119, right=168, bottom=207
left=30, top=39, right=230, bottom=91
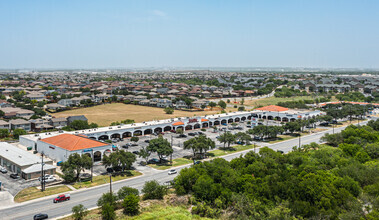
left=0, top=191, right=14, bottom=207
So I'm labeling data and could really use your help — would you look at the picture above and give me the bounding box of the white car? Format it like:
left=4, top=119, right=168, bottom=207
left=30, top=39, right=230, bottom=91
left=41, top=176, right=56, bottom=183
left=168, top=169, right=177, bottom=175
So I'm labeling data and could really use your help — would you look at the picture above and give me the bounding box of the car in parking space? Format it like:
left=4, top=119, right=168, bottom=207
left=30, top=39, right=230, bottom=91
left=38, top=174, right=52, bottom=181
left=168, top=169, right=177, bottom=175
left=196, top=131, right=204, bottom=135
left=177, top=134, right=187, bottom=138
left=319, top=122, right=329, bottom=126
left=132, top=151, right=139, bottom=155
left=121, top=144, right=129, bottom=149
left=148, top=158, right=160, bottom=164
left=33, top=213, right=48, bottom=220
left=188, top=132, right=196, bottom=136
left=0, top=166, right=7, bottom=174
left=258, top=122, right=263, bottom=125
left=10, top=173, right=19, bottom=179
left=130, top=142, right=138, bottom=146
left=170, top=130, right=176, bottom=133
left=144, top=140, right=150, bottom=143
left=40, top=176, right=56, bottom=183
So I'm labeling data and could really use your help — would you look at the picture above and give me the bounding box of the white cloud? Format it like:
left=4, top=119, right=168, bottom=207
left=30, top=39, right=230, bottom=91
left=152, top=10, right=167, bottom=17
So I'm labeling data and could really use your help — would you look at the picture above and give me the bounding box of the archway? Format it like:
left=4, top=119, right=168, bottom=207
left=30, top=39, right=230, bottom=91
left=94, top=151, right=102, bottom=162
left=84, top=153, right=91, bottom=158
left=282, top=117, right=289, bottom=122
left=228, top=118, right=233, bottom=123
left=98, top=135, right=109, bottom=140
left=134, top=130, right=142, bottom=136
left=221, top=119, right=227, bottom=124
left=209, top=122, right=213, bottom=126
left=214, top=120, right=220, bottom=125
left=111, top=133, right=120, bottom=139
left=202, top=122, right=209, bottom=128
left=241, top=116, right=246, bottom=121
left=234, top=117, right=240, bottom=122
left=262, top=116, right=267, bottom=120
left=290, top=118, right=296, bottom=122
left=194, top=124, right=201, bottom=129
left=275, top=116, right=281, bottom=121
left=267, top=116, right=273, bottom=120
left=248, top=115, right=253, bottom=120
left=122, top=132, right=132, bottom=138
left=164, top=126, right=172, bottom=132
left=154, top=127, right=163, bottom=134
left=89, top=137, right=96, bottom=140
left=176, top=126, right=184, bottom=131
left=185, top=125, right=193, bottom=130
left=144, top=129, right=152, bottom=135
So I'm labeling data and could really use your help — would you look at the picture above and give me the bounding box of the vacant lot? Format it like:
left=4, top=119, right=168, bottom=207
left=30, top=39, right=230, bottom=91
left=244, top=96, right=314, bottom=108
left=53, top=103, right=233, bottom=126
left=14, top=185, right=71, bottom=203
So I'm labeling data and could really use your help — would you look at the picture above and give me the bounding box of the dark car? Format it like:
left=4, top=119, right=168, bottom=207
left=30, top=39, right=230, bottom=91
left=144, top=140, right=150, bottom=143
left=33, top=213, right=48, bottom=220
left=130, top=143, right=138, bottom=146
left=188, top=133, right=196, bottom=136
left=121, top=144, right=129, bottom=149
left=319, top=122, right=329, bottom=126
left=197, top=131, right=204, bottom=135
left=177, top=134, right=187, bottom=138
left=132, top=151, right=139, bottom=155
left=10, top=173, right=19, bottom=179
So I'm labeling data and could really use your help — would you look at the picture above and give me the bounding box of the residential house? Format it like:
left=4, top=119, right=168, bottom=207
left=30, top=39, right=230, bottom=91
left=0, top=120, right=10, bottom=130
left=49, top=117, right=68, bottom=128
left=29, top=119, right=53, bottom=132
left=67, top=115, right=88, bottom=125
left=9, top=119, right=31, bottom=131
left=157, top=99, right=172, bottom=108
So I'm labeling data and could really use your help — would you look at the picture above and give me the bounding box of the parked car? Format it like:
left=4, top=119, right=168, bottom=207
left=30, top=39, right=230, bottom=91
left=170, top=129, right=176, bottom=133
left=121, top=144, right=129, bottom=149
left=168, top=169, right=177, bottom=175
left=197, top=131, right=204, bottom=135
left=53, top=194, right=70, bottom=203
left=0, top=167, right=7, bottom=174
left=33, top=213, right=48, bottom=220
left=177, top=134, right=187, bottom=138
left=258, top=122, right=263, bottom=125
left=38, top=174, right=52, bottom=181
left=148, top=158, right=160, bottom=164
left=130, top=143, right=138, bottom=146
left=41, top=176, right=56, bottom=183
left=144, top=140, right=150, bottom=143
left=319, top=122, right=329, bottom=126
left=10, top=173, right=19, bottom=179
left=188, top=132, right=196, bottom=136
left=193, top=160, right=201, bottom=165
left=132, top=151, right=139, bottom=155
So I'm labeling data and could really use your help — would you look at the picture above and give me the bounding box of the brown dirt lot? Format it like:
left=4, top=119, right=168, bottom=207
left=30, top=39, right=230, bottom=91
left=52, top=103, right=234, bottom=127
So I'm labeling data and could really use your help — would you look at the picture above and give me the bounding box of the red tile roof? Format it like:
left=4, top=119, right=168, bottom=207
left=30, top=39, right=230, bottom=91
left=41, top=134, right=108, bottom=151
left=172, top=121, right=184, bottom=126
left=255, top=105, right=289, bottom=112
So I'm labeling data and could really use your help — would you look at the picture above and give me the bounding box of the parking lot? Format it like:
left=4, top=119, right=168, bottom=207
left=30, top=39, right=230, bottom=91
left=0, top=171, right=40, bottom=196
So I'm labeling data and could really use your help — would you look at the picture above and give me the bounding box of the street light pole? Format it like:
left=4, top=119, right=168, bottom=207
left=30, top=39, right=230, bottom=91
left=40, top=152, right=45, bottom=192
left=91, top=150, right=94, bottom=183
left=298, top=133, right=301, bottom=149
left=109, top=174, right=112, bottom=195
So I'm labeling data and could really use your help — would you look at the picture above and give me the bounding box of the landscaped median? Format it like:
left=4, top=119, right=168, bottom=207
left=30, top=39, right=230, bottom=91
left=14, top=185, right=71, bottom=203
left=73, top=170, right=142, bottom=189
left=147, top=144, right=259, bottom=170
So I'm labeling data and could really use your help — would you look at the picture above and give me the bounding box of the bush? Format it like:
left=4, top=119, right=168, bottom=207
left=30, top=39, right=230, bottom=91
left=238, top=106, right=245, bottom=111
left=130, top=136, right=139, bottom=142
left=13, top=129, right=27, bottom=139
left=97, top=192, right=117, bottom=208
left=118, top=186, right=139, bottom=200
left=101, top=203, right=115, bottom=220
left=72, top=204, right=88, bottom=220
left=234, top=105, right=237, bottom=108
left=201, top=128, right=206, bottom=132
left=142, top=180, right=167, bottom=200
left=164, top=107, right=174, bottom=114
left=122, top=194, right=140, bottom=216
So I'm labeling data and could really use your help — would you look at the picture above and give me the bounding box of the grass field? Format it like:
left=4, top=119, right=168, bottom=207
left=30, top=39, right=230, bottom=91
left=207, top=144, right=258, bottom=157
left=73, top=170, right=142, bottom=189
left=14, top=185, right=71, bottom=203
left=243, top=96, right=314, bottom=108
left=52, top=103, right=234, bottom=127
left=148, top=158, right=193, bottom=170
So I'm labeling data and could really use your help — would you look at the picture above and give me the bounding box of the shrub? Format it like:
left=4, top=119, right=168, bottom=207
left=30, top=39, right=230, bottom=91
left=130, top=136, right=139, bottom=142
left=201, top=128, right=206, bottom=132
left=142, top=180, right=167, bottom=200
left=122, top=194, right=140, bottom=216
left=118, top=186, right=139, bottom=200
left=101, top=203, right=115, bottom=220
left=72, top=204, right=88, bottom=220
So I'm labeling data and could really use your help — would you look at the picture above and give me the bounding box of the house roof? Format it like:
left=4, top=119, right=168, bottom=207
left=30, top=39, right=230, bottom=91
left=201, top=118, right=209, bottom=122
left=255, top=105, right=289, bottom=112
left=22, top=163, right=56, bottom=174
left=40, top=134, right=109, bottom=151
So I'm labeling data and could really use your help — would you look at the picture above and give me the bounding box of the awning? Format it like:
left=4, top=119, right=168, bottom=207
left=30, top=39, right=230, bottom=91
left=201, top=118, right=209, bottom=122
left=172, top=121, right=184, bottom=126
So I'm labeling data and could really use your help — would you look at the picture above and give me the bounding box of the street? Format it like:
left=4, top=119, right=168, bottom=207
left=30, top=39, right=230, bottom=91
left=0, top=119, right=370, bottom=220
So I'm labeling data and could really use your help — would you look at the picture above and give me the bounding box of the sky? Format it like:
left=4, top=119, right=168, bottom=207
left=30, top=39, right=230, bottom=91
left=0, top=0, right=378, bottom=69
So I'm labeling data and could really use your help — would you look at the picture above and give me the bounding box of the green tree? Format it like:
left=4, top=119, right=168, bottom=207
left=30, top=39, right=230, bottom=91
left=0, top=110, right=4, bottom=117
left=218, top=132, right=235, bottom=148
left=218, top=100, right=227, bottom=109
left=176, top=127, right=183, bottom=135
left=209, top=102, right=217, bottom=110
left=13, top=129, right=27, bottom=139
left=102, top=150, right=136, bottom=172
left=118, top=186, right=139, bottom=200
left=130, top=136, right=139, bottom=142
left=0, top=128, right=10, bottom=138
left=69, top=120, right=90, bottom=130
left=138, top=146, right=151, bottom=164
left=101, top=203, right=115, bottom=220
left=184, top=135, right=216, bottom=158
left=164, top=107, right=174, bottom=114
left=61, top=153, right=93, bottom=182
left=72, top=204, right=88, bottom=220
left=122, top=194, right=140, bottom=216
left=97, top=192, right=117, bottom=208
left=142, top=180, right=167, bottom=200
left=147, top=137, right=173, bottom=163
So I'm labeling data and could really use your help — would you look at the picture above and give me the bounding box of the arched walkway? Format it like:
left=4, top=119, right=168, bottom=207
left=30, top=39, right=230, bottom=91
left=176, top=126, right=184, bottom=131
left=202, top=122, right=209, bottom=128
left=275, top=116, right=281, bottom=121
left=111, top=133, right=120, bottom=139
left=154, top=127, right=163, bottom=134
left=234, top=117, right=240, bottom=122
left=282, top=117, right=289, bottom=122
left=221, top=119, right=227, bottom=124
left=214, top=120, right=220, bottom=125
left=290, top=118, right=296, bottom=122
left=98, top=135, right=109, bottom=140
left=134, top=130, right=142, bottom=136
left=267, top=116, right=273, bottom=120
left=89, top=137, right=96, bottom=140
left=164, top=126, right=172, bottom=132
left=262, top=116, right=267, bottom=120
left=185, top=125, right=193, bottom=130
left=94, top=151, right=102, bottom=162
left=144, top=129, right=152, bottom=135
left=241, top=116, right=246, bottom=121
left=194, top=124, right=201, bottom=129
left=228, top=118, right=234, bottom=123
left=84, top=153, right=91, bottom=158
left=122, top=132, right=132, bottom=138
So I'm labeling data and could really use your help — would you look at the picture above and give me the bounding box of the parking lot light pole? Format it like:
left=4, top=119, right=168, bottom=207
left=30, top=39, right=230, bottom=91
left=40, top=152, right=45, bottom=192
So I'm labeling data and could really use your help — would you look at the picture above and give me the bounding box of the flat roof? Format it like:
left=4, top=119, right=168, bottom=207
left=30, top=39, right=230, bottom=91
left=40, top=133, right=109, bottom=151
left=22, top=163, right=56, bottom=174
left=0, top=142, right=49, bottom=167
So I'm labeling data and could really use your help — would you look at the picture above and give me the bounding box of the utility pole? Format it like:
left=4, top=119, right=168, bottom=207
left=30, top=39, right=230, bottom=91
left=109, top=174, right=112, bottom=195
left=91, top=150, right=94, bottom=182
left=40, top=152, right=45, bottom=192
left=298, top=133, right=301, bottom=149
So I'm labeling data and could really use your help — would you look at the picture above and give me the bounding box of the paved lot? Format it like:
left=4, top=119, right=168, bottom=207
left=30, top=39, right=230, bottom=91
left=0, top=173, right=39, bottom=196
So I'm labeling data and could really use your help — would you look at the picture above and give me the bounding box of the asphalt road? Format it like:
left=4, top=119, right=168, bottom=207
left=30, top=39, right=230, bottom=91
left=0, top=119, right=370, bottom=220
